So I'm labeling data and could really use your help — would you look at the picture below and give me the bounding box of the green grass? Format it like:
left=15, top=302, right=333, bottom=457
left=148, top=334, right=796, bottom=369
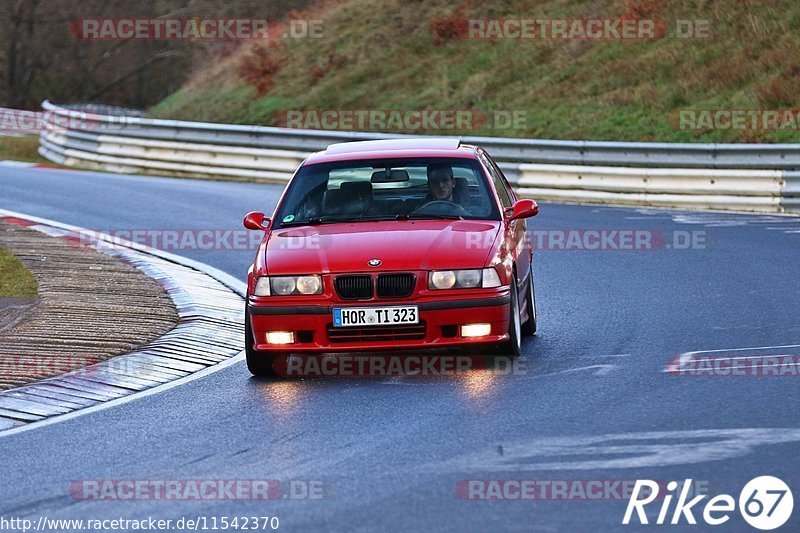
left=0, top=247, right=38, bottom=297
left=149, top=0, right=800, bottom=143
left=0, top=135, right=49, bottom=165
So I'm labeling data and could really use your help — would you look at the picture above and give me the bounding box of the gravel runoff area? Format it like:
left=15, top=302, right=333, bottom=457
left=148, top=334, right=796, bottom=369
left=0, top=219, right=178, bottom=390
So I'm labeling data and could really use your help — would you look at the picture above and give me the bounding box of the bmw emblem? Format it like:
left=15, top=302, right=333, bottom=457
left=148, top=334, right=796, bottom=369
left=368, top=259, right=382, bottom=267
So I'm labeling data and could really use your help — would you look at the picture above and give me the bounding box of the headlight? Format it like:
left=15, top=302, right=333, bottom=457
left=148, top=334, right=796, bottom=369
left=456, top=269, right=481, bottom=288
left=428, top=268, right=501, bottom=289
left=271, top=276, right=297, bottom=295
left=253, top=275, right=323, bottom=296
left=430, top=271, right=456, bottom=290
left=254, top=277, right=271, bottom=296
left=482, top=268, right=501, bottom=288
left=296, top=275, right=322, bottom=295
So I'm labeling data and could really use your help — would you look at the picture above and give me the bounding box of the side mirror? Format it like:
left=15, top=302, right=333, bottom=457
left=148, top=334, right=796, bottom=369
left=243, top=211, right=271, bottom=231
left=506, top=199, right=539, bottom=221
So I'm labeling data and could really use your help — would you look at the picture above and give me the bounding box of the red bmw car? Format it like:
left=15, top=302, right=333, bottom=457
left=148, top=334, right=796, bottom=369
left=243, top=138, right=538, bottom=376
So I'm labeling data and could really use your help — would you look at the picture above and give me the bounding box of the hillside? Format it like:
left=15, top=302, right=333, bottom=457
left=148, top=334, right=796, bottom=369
left=149, top=0, right=800, bottom=142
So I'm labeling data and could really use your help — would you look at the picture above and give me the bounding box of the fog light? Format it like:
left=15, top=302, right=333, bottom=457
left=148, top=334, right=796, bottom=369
left=461, top=323, right=491, bottom=338
left=266, top=331, right=294, bottom=345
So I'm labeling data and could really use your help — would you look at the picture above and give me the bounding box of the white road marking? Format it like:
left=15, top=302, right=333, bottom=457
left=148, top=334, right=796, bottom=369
left=689, top=354, right=797, bottom=362
left=682, top=343, right=800, bottom=355
left=721, top=362, right=799, bottom=371
left=551, top=364, right=617, bottom=376
left=430, top=428, right=800, bottom=472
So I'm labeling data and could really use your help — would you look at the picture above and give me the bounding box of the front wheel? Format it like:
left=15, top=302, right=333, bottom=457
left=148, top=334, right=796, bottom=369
left=496, top=276, right=522, bottom=358
left=245, top=307, right=281, bottom=377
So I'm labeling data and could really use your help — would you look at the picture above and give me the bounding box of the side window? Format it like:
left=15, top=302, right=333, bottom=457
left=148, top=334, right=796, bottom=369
left=481, top=153, right=512, bottom=208
left=488, top=154, right=517, bottom=202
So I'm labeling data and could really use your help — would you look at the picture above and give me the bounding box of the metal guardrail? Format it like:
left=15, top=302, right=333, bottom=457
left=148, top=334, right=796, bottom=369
left=41, top=101, right=800, bottom=169
left=37, top=101, right=800, bottom=214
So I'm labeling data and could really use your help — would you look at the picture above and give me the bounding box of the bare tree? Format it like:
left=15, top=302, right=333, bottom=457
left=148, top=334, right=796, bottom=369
left=0, top=0, right=314, bottom=110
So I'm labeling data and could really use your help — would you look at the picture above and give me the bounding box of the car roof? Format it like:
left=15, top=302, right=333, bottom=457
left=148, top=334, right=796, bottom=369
left=304, top=138, right=479, bottom=164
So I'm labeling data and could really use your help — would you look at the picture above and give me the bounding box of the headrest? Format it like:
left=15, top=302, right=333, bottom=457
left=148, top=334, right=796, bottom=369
left=454, top=177, right=469, bottom=203
left=323, top=188, right=358, bottom=214
left=340, top=180, right=373, bottom=200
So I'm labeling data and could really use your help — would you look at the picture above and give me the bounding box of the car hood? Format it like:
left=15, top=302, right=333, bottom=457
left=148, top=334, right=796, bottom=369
left=265, top=220, right=501, bottom=274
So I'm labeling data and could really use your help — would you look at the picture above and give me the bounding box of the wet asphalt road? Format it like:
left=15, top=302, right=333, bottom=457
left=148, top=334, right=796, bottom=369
left=1, top=166, right=799, bottom=532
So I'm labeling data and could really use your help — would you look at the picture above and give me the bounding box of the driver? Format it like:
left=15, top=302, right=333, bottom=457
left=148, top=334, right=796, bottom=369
left=424, top=163, right=457, bottom=203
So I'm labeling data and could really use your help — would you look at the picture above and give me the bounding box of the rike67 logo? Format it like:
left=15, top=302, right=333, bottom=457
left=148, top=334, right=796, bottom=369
left=623, top=477, right=793, bottom=530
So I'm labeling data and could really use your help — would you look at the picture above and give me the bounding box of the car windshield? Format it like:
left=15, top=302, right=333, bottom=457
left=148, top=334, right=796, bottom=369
left=274, top=157, right=500, bottom=227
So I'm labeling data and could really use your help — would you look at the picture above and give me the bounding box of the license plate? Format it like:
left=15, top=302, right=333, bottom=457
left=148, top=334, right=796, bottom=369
left=333, top=306, right=419, bottom=327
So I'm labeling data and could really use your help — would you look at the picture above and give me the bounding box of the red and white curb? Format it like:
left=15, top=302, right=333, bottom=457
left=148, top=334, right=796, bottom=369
left=0, top=209, right=246, bottom=435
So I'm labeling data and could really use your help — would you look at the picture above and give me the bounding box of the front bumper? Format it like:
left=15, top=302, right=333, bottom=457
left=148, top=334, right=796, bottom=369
left=248, top=293, right=511, bottom=352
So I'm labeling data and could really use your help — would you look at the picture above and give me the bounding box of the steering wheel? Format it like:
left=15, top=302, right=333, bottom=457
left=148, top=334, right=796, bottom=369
left=410, top=200, right=470, bottom=217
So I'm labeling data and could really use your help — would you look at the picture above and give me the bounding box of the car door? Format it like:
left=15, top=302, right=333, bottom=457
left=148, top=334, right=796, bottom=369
left=482, top=151, right=533, bottom=297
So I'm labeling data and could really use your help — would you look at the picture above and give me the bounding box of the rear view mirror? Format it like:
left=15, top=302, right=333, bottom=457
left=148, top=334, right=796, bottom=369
left=243, top=211, right=271, bottom=231
left=371, top=169, right=410, bottom=183
left=506, top=199, right=539, bottom=221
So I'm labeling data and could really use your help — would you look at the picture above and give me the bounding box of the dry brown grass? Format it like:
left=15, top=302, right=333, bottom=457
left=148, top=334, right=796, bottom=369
left=150, top=0, right=800, bottom=142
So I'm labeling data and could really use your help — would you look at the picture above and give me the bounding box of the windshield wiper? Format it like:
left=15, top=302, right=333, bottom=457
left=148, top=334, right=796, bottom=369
left=281, top=214, right=464, bottom=227
left=395, top=214, right=464, bottom=221
left=281, top=215, right=384, bottom=226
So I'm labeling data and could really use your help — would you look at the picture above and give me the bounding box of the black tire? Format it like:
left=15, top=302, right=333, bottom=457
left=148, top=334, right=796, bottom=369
left=245, top=307, right=280, bottom=377
left=496, top=274, right=523, bottom=358
left=522, top=271, right=537, bottom=337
